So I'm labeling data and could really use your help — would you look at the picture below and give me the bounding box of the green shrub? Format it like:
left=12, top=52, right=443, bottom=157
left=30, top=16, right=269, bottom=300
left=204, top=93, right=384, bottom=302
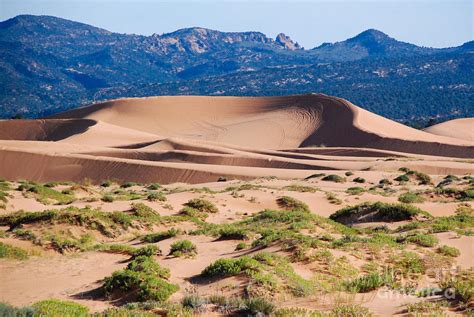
left=330, top=304, right=372, bottom=316
left=103, top=255, right=178, bottom=302
left=235, top=242, right=248, bottom=250
left=19, top=182, right=75, bottom=205
left=391, top=251, right=425, bottom=275
left=169, top=240, right=197, bottom=257
left=346, top=187, right=365, bottom=195
left=322, top=174, right=346, bottom=183
left=398, top=233, right=438, bottom=247
left=32, top=299, right=89, bottom=317
left=184, top=198, right=218, bottom=213
left=121, top=182, right=140, bottom=188
left=330, top=202, right=431, bottom=224
left=142, top=228, right=180, bottom=243
left=130, top=203, right=159, bottom=218
left=283, top=185, right=317, bottom=193
left=243, top=297, right=275, bottom=316
left=101, top=180, right=114, bottom=187
left=182, top=294, right=207, bottom=312
left=132, top=245, right=161, bottom=258
left=439, top=269, right=474, bottom=305
left=179, top=207, right=208, bottom=220
left=304, top=173, right=326, bottom=180
left=101, top=194, right=115, bottom=202
left=147, top=191, right=166, bottom=202
left=218, top=226, right=250, bottom=240
left=353, top=177, right=365, bottom=183
left=398, top=192, right=425, bottom=203
left=201, top=256, right=259, bottom=277
left=437, top=245, right=460, bottom=257
left=379, top=178, right=392, bottom=186
left=345, top=272, right=393, bottom=293
left=345, top=171, right=354, bottom=176
left=276, top=196, right=310, bottom=212
left=0, top=242, right=29, bottom=260
left=147, top=183, right=161, bottom=190
left=0, top=302, right=34, bottom=317
left=394, top=174, right=410, bottom=182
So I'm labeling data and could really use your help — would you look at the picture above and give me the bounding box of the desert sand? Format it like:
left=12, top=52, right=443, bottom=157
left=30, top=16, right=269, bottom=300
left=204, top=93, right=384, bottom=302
left=0, top=94, right=473, bottom=316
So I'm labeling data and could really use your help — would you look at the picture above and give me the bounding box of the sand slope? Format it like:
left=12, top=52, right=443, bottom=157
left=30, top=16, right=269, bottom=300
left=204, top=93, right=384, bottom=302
left=0, top=94, right=473, bottom=184
left=424, top=118, right=474, bottom=142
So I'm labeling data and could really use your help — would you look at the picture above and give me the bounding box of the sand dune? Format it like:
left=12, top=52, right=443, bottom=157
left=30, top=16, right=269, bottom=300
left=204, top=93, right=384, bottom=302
left=0, top=94, right=473, bottom=184
left=424, top=118, right=474, bottom=142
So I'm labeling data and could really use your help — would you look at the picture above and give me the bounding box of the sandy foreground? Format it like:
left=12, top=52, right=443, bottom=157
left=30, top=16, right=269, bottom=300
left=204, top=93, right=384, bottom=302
left=0, top=94, right=473, bottom=316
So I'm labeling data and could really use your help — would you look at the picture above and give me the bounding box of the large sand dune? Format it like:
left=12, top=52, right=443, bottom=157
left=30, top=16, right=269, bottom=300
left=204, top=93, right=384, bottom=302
left=424, top=118, right=474, bottom=142
left=0, top=94, right=473, bottom=183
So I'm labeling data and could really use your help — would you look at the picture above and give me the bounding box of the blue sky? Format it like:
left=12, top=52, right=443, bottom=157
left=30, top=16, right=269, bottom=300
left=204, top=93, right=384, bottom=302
left=1, top=0, right=472, bottom=48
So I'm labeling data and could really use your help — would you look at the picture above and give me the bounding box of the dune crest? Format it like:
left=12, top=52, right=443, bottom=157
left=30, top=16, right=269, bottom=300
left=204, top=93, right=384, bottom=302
left=424, top=118, right=474, bottom=142
left=0, top=94, right=473, bottom=183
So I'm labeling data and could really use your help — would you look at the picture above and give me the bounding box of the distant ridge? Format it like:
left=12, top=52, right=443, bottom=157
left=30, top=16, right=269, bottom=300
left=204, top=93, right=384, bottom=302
left=0, top=14, right=472, bottom=121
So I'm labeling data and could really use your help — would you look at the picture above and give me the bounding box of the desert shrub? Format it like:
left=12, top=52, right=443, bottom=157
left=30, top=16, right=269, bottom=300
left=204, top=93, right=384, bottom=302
left=130, top=203, right=159, bottom=218
left=397, top=233, right=438, bottom=247
left=201, top=256, right=259, bottom=277
left=103, top=255, right=178, bottom=302
left=322, top=174, right=346, bottom=183
left=0, top=302, right=34, bottom=317
left=326, top=192, right=343, bottom=205
left=439, top=269, right=474, bottom=305
left=345, top=171, right=354, bottom=176
left=184, top=198, right=218, bottom=213
left=304, top=173, right=326, bottom=180
left=398, top=192, right=425, bottom=203
left=405, top=301, right=445, bottom=316
left=276, top=196, right=310, bottom=212
left=346, top=187, right=365, bottom=195
left=121, top=182, right=140, bottom=188
left=101, top=194, right=114, bottom=202
left=96, top=243, right=135, bottom=255
left=147, top=191, right=166, bottom=202
left=391, top=251, right=425, bottom=275
left=19, top=182, right=75, bottom=205
left=142, top=228, right=180, bottom=243
left=379, top=178, right=392, bottom=186
left=147, top=183, right=161, bottom=190
left=330, top=202, right=431, bottom=224
left=394, top=174, right=410, bottom=182
left=33, top=299, right=89, bottom=317
left=0, top=242, right=29, bottom=260
left=101, top=180, right=114, bottom=187
left=353, top=177, right=365, bottom=183
left=344, top=272, right=393, bottom=293
left=242, top=297, right=275, bottom=316
left=181, top=294, right=207, bottom=312
left=218, top=225, right=250, bottom=240
left=437, top=245, right=460, bottom=257
left=330, top=304, right=372, bottom=317
left=179, top=206, right=208, bottom=220
left=132, top=245, right=161, bottom=258
left=96, top=307, right=157, bottom=317
left=283, top=185, right=317, bottom=193
left=235, top=242, right=248, bottom=250
left=169, top=240, right=197, bottom=257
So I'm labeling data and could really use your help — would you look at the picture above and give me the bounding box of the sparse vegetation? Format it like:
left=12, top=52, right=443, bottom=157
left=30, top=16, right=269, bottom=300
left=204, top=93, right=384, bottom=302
left=142, top=228, right=180, bottom=243
left=398, top=192, right=425, bottom=203
left=104, top=255, right=178, bottom=302
left=169, top=240, right=197, bottom=257
left=437, top=245, right=460, bottom=257
left=184, top=198, right=218, bottom=213
left=322, top=174, right=346, bottom=183
left=0, top=242, right=29, bottom=260
left=276, top=196, right=310, bottom=212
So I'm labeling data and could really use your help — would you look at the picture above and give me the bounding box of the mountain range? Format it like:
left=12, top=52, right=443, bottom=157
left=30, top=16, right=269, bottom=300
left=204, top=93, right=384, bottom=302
left=1, top=14, right=473, bottom=124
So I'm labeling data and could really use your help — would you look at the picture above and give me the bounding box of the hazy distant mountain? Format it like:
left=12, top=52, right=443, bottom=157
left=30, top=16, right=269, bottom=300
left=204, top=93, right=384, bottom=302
left=0, top=15, right=472, bottom=123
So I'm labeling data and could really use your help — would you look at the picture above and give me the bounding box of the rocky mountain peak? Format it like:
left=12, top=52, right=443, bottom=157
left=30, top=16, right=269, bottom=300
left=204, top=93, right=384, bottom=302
left=275, top=33, right=302, bottom=50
